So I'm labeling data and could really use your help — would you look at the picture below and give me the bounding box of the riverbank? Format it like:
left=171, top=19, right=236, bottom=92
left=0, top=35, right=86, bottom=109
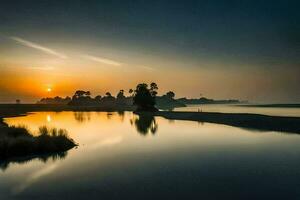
left=151, top=111, right=300, bottom=134
left=0, top=105, right=77, bottom=163
left=0, top=123, right=77, bottom=159
left=239, top=104, right=300, bottom=108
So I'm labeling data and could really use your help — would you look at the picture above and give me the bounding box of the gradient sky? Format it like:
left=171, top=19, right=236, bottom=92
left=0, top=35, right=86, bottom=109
left=0, top=0, right=299, bottom=103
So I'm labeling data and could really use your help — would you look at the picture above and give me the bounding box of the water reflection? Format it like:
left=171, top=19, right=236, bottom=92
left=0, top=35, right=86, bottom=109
left=46, top=115, right=51, bottom=122
left=12, top=162, right=58, bottom=195
left=131, top=114, right=158, bottom=135
left=3, top=111, right=300, bottom=199
left=106, top=112, right=114, bottom=119
left=73, top=112, right=91, bottom=123
left=0, top=151, right=67, bottom=171
left=73, top=111, right=158, bottom=136
left=117, top=111, right=125, bottom=122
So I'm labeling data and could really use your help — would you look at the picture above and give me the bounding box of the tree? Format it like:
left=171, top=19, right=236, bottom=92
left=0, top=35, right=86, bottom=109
left=73, top=90, right=91, bottom=99
left=69, top=90, right=93, bottom=106
left=116, top=90, right=126, bottom=104
left=166, top=91, right=175, bottom=99
left=85, top=91, right=91, bottom=96
left=101, top=92, right=116, bottom=104
left=129, top=89, right=133, bottom=94
left=94, top=95, right=102, bottom=101
left=133, top=83, right=158, bottom=111
left=117, top=90, right=125, bottom=99
left=65, top=96, right=71, bottom=101
left=150, top=82, right=158, bottom=97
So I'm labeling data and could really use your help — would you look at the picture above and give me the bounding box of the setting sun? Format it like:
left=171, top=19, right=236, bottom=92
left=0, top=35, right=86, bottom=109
left=47, top=88, right=52, bottom=92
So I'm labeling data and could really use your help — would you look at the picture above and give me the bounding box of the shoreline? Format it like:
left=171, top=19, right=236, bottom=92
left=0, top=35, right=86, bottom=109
left=1, top=104, right=300, bottom=134
left=0, top=105, right=78, bottom=164
left=237, top=104, right=300, bottom=108
left=151, top=111, right=300, bottom=134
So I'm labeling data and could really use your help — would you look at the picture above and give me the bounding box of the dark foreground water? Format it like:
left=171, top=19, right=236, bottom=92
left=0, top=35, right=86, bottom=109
left=2, top=111, right=300, bottom=200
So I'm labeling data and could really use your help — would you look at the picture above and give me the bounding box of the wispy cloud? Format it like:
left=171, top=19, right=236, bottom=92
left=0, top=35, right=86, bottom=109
left=83, top=54, right=122, bottom=66
left=10, top=36, right=67, bottom=59
left=27, top=66, right=55, bottom=71
left=140, top=65, right=156, bottom=71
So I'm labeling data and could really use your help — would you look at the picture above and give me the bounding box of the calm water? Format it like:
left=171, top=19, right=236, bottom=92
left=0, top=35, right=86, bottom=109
left=174, top=104, right=300, bottom=117
left=2, top=111, right=300, bottom=199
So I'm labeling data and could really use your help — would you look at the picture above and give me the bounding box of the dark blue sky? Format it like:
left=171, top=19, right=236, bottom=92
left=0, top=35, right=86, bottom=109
left=1, top=0, right=299, bottom=65
left=0, top=0, right=299, bottom=102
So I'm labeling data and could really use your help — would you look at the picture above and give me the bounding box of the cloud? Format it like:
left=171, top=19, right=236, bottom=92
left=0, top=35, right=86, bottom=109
left=27, top=66, right=55, bottom=71
left=83, top=54, right=122, bottom=66
left=140, top=65, right=156, bottom=71
left=10, top=36, right=67, bottom=59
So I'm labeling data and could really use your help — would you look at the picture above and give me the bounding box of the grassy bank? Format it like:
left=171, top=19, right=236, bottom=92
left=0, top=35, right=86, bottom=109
left=0, top=121, right=77, bottom=160
left=152, top=111, right=300, bottom=134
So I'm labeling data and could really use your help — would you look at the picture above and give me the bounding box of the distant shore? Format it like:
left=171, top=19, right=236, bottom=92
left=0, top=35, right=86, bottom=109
left=151, top=111, right=300, bottom=134
left=238, top=104, right=300, bottom=108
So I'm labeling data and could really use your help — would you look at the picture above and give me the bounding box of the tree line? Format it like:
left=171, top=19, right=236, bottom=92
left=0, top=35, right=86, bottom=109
left=37, top=82, right=179, bottom=111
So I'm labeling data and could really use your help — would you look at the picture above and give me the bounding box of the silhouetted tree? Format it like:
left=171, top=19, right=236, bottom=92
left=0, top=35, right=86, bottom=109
left=74, top=90, right=90, bottom=98
left=133, top=83, right=158, bottom=111
left=69, top=90, right=93, bottom=106
left=129, top=89, right=133, bottom=95
left=150, top=82, right=158, bottom=97
left=37, top=96, right=71, bottom=105
left=117, top=90, right=125, bottom=99
left=116, top=90, right=126, bottom=104
left=94, top=95, right=102, bottom=102
left=166, top=91, right=175, bottom=99
left=65, top=96, right=71, bottom=101
left=101, top=92, right=116, bottom=104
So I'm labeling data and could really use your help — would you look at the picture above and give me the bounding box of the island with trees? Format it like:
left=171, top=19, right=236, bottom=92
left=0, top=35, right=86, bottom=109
left=35, top=82, right=244, bottom=111
left=35, top=82, right=186, bottom=110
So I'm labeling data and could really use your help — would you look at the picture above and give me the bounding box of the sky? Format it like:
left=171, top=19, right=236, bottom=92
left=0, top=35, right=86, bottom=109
left=0, top=0, right=299, bottom=103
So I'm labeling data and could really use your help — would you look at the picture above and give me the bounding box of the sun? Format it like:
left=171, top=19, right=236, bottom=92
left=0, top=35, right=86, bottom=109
left=47, top=88, right=52, bottom=92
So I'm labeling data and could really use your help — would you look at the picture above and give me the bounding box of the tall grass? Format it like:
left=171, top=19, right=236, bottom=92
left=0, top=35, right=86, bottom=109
left=0, top=125, right=77, bottom=159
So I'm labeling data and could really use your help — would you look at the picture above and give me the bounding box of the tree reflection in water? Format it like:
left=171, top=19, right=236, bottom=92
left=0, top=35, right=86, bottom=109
left=73, top=112, right=91, bottom=123
left=106, top=112, right=114, bottom=120
left=117, top=111, right=125, bottom=122
left=131, top=114, right=158, bottom=135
